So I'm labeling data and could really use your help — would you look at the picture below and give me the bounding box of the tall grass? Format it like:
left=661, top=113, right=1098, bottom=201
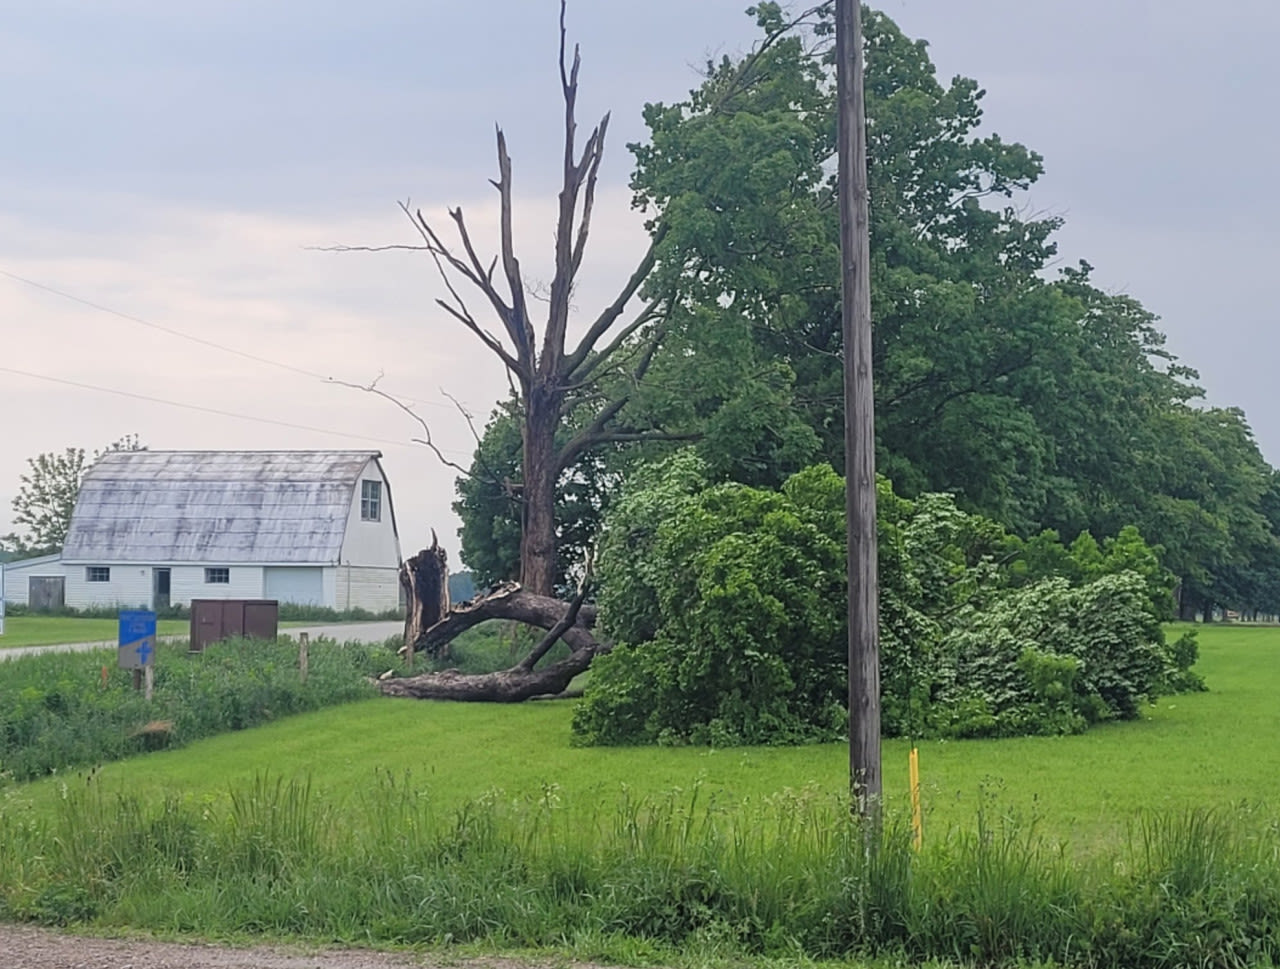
left=0, top=638, right=388, bottom=783
left=1, top=771, right=1277, bottom=967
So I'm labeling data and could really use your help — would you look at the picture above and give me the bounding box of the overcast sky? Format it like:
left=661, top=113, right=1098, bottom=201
left=3, top=1, right=1277, bottom=567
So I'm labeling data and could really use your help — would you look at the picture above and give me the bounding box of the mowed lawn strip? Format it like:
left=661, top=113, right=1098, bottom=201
left=0, top=616, right=189, bottom=649
left=8, top=623, right=1277, bottom=851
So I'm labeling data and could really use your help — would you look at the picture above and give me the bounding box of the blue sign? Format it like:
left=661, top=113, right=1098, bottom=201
left=118, top=610, right=157, bottom=670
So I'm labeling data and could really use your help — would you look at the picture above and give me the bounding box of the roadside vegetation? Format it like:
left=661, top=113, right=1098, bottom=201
left=0, top=637, right=387, bottom=782
left=0, top=624, right=1275, bottom=967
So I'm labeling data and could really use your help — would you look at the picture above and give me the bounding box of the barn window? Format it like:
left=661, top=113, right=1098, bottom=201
left=205, top=567, right=230, bottom=584
left=86, top=567, right=110, bottom=583
left=361, top=480, right=382, bottom=521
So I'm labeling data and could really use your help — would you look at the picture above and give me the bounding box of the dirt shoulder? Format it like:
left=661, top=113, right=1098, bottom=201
left=0, top=923, right=545, bottom=969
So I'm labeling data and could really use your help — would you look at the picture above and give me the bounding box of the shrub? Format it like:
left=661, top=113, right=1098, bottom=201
left=577, top=453, right=1195, bottom=746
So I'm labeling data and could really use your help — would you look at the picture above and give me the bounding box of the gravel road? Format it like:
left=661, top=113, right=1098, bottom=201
left=0, top=923, right=556, bottom=969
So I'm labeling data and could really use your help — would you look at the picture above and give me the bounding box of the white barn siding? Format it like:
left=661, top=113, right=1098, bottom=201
left=263, top=567, right=325, bottom=605
left=171, top=565, right=264, bottom=606
left=339, top=459, right=400, bottom=568
left=1, top=555, right=65, bottom=606
left=335, top=566, right=400, bottom=612
left=65, top=564, right=152, bottom=610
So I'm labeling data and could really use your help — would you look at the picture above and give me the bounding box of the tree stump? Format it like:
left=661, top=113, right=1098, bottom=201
left=400, top=534, right=451, bottom=658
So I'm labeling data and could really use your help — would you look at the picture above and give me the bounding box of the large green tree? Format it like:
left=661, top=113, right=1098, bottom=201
left=449, top=0, right=1278, bottom=680
left=616, top=2, right=1277, bottom=617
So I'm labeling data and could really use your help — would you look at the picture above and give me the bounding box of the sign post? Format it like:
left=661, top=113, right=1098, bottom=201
left=118, top=610, right=157, bottom=698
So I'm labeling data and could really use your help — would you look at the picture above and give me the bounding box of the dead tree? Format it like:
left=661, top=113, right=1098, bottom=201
left=339, top=4, right=673, bottom=699
left=331, top=4, right=817, bottom=701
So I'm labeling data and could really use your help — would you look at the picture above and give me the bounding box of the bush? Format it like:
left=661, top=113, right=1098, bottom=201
left=274, top=603, right=403, bottom=623
left=935, top=573, right=1170, bottom=736
left=5, top=603, right=403, bottom=622
left=576, top=453, right=1195, bottom=746
left=3, top=602, right=190, bottom=619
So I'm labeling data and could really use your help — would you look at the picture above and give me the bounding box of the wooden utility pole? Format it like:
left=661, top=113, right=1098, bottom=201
left=836, top=0, right=881, bottom=815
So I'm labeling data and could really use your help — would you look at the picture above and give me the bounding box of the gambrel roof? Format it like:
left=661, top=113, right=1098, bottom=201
left=62, top=450, right=385, bottom=564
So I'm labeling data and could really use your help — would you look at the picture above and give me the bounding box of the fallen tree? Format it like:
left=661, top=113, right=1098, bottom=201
left=384, top=553, right=604, bottom=702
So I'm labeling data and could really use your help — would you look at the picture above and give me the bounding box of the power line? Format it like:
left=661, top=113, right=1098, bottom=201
left=0, top=266, right=479, bottom=413
left=0, top=267, right=330, bottom=382
left=0, top=364, right=472, bottom=459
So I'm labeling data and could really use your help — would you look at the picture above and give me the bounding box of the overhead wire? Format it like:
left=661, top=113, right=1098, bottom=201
left=0, top=266, right=483, bottom=413
left=0, top=364, right=471, bottom=459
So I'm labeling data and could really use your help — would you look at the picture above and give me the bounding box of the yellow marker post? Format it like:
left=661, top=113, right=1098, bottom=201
left=909, top=747, right=923, bottom=850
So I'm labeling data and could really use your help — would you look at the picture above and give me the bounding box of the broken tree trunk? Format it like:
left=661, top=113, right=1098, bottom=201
left=379, top=649, right=597, bottom=702
left=380, top=579, right=604, bottom=702
left=400, top=535, right=451, bottom=658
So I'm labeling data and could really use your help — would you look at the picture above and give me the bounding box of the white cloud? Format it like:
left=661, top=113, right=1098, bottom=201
left=0, top=182, right=653, bottom=564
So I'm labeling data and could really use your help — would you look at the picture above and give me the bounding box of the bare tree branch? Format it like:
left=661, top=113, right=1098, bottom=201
left=563, top=299, right=665, bottom=389
left=410, top=202, right=532, bottom=373
left=329, top=376, right=477, bottom=479
left=570, top=118, right=608, bottom=278
left=431, top=297, right=523, bottom=376
left=309, top=244, right=431, bottom=253
left=490, top=129, right=537, bottom=368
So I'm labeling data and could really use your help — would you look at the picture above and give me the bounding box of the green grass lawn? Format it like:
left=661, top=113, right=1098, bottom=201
left=7, top=622, right=1276, bottom=852
left=0, top=615, right=189, bottom=648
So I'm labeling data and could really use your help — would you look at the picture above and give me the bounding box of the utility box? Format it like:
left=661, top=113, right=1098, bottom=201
left=189, top=599, right=279, bottom=652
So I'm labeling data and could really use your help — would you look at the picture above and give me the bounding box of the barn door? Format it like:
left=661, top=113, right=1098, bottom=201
left=29, top=576, right=65, bottom=612
left=153, top=568, right=171, bottom=612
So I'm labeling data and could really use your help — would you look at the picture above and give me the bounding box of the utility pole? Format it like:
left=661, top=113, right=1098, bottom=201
left=836, top=0, right=881, bottom=816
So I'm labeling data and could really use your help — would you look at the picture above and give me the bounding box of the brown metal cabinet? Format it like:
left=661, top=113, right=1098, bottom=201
left=189, top=599, right=279, bottom=652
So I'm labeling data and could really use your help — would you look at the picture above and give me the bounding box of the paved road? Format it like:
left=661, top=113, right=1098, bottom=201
left=0, top=620, right=403, bottom=661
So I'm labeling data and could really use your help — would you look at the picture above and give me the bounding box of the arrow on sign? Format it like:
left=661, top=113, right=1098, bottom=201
left=137, top=641, right=154, bottom=665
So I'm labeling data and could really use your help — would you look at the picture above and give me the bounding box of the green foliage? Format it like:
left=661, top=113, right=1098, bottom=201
left=578, top=454, right=1191, bottom=746
left=452, top=401, right=624, bottom=592
left=579, top=459, right=847, bottom=746
left=622, top=5, right=1280, bottom=624
left=0, top=637, right=386, bottom=782
left=937, top=574, right=1168, bottom=737
left=453, top=401, right=526, bottom=588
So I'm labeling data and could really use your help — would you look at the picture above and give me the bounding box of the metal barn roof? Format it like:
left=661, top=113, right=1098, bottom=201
left=62, top=450, right=383, bottom=564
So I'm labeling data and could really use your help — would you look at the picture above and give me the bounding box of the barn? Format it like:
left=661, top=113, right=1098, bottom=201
left=45, top=450, right=403, bottom=612
left=0, top=552, right=65, bottom=608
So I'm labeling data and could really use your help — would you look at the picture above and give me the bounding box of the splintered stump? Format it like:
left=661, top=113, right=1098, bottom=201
left=400, top=539, right=451, bottom=659
left=381, top=583, right=604, bottom=702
